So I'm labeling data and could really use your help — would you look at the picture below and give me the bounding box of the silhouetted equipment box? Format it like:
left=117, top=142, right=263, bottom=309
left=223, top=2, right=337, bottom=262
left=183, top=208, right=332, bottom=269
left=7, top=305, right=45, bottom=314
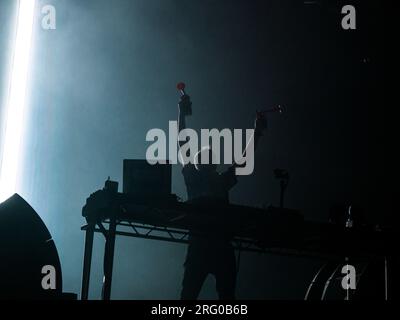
left=123, top=159, right=171, bottom=198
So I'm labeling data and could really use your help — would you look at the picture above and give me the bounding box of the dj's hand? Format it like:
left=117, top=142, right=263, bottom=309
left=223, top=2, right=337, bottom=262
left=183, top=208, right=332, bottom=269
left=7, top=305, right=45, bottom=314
left=178, top=94, right=192, bottom=116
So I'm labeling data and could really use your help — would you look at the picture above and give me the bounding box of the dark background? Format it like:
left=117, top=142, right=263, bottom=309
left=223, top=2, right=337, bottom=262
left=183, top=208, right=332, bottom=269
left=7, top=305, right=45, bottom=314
left=0, top=0, right=387, bottom=299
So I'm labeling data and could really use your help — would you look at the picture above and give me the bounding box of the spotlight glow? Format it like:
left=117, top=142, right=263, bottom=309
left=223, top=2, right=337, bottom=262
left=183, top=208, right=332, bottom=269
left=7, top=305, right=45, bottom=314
left=0, top=0, right=36, bottom=202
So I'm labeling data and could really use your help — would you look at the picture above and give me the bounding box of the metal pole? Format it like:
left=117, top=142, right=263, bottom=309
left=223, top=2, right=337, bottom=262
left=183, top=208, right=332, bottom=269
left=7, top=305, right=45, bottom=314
left=81, top=222, right=95, bottom=300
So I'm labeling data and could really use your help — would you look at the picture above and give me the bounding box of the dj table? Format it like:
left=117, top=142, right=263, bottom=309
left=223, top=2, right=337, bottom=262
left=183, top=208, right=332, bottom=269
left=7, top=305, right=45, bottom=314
left=80, top=189, right=394, bottom=300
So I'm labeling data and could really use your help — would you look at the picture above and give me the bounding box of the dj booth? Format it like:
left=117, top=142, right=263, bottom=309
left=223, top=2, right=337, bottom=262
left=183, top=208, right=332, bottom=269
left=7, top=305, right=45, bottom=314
left=80, top=187, right=393, bottom=300
left=80, top=160, right=394, bottom=300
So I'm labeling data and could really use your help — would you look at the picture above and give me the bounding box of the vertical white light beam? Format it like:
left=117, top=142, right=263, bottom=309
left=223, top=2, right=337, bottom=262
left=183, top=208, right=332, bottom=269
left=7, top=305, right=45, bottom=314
left=0, top=0, right=36, bottom=202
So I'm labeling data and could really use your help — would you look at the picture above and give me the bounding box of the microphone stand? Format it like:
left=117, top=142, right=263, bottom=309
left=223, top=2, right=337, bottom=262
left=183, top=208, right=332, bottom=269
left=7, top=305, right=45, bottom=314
left=274, top=169, right=289, bottom=209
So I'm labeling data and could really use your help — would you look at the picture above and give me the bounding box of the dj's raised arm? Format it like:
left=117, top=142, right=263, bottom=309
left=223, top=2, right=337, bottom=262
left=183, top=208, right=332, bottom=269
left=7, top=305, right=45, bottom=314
left=177, top=95, right=192, bottom=145
left=177, top=83, right=193, bottom=166
left=227, top=111, right=268, bottom=175
left=253, top=111, right=268, bottom=151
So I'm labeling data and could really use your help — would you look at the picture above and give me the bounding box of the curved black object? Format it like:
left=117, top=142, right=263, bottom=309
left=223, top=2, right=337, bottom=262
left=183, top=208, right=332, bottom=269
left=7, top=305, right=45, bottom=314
left=0, top=194, right=62, bottom=299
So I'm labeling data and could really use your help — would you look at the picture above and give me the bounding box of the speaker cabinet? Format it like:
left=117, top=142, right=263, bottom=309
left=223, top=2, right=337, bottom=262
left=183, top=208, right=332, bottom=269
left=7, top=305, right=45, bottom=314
left=0, top=194, right=63, bottom=299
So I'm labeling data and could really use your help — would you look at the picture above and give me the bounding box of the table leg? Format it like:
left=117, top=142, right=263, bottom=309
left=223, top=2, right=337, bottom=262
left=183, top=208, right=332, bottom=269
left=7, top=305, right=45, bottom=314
left=102, top=216, right=117, bottom=300
left=81, top=222, right=95, bottom=300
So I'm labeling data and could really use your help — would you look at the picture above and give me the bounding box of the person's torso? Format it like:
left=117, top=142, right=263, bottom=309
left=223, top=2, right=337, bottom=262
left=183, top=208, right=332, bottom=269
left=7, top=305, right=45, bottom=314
left=183, top=165, right=230, bottom=203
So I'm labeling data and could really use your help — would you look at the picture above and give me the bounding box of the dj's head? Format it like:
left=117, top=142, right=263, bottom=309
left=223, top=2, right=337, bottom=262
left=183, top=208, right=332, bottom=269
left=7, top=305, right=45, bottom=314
left=194, top=146, right=217, bottom=172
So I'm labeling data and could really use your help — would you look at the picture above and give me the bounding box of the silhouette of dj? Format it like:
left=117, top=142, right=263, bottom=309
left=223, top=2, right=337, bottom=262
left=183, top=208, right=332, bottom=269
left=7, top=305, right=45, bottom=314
left=177, top=93, right=266, bottom=300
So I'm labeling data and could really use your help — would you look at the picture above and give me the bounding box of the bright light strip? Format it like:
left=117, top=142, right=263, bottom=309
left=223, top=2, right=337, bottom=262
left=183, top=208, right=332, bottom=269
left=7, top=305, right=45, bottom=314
left=0, top=0, right=36, bottom=202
